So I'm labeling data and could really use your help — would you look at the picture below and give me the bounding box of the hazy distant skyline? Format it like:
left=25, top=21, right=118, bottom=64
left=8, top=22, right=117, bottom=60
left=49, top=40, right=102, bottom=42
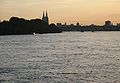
left=0, top=0, right=120, bottom=25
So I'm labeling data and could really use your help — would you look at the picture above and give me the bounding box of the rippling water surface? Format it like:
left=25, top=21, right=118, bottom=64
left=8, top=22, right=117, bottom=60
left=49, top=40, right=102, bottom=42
left=0, top=32, right=120, bottom=83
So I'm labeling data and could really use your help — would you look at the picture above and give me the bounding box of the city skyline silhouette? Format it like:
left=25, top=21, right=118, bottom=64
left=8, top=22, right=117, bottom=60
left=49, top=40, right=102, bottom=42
left=0, top=0, right=120, bottom=25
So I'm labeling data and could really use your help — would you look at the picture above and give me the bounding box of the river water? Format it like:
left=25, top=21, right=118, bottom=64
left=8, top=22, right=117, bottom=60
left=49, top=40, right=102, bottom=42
left=0, top=32, right=120, bottom=83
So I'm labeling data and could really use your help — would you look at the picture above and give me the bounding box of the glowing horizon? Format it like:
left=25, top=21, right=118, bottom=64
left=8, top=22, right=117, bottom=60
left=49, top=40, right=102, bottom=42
left=0, top=0, right=120, bottom=25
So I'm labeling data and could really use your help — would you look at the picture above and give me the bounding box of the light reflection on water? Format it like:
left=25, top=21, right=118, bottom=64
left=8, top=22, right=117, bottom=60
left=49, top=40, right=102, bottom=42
left=0, top=32, right=120, bottom=83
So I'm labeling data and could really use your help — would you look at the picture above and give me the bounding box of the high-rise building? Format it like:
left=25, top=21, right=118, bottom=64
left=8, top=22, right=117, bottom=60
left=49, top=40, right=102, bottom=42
left=42, top=11, right=49, bottom=25
left=105, top=20, right=112, bottom=27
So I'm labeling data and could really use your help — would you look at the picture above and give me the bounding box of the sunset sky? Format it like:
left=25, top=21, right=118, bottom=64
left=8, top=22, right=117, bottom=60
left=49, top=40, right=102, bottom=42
left=0, top=0, right=120, bottom=25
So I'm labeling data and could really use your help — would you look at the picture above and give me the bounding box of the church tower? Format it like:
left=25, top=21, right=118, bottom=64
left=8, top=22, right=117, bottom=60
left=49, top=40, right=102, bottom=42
left=42, top=11, right=45, bottom=20
left=42, top=11, right=49, bottom=25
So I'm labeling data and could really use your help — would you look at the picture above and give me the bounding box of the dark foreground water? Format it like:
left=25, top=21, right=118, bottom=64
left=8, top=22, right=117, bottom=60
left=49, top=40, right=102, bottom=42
left=0, top=32, right=120, bottom=83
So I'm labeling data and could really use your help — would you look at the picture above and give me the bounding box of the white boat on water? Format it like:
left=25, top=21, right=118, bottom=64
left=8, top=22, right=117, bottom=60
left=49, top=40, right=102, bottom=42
left=33, top=33, right=36, bottom=35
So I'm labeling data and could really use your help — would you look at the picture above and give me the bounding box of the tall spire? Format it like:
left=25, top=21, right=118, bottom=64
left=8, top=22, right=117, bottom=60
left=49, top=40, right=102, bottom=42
left=46, top=11, right=48, bottom=17
left=43, top=11, right=45, bottom=18
left=42, top=10, right=49, bottom=25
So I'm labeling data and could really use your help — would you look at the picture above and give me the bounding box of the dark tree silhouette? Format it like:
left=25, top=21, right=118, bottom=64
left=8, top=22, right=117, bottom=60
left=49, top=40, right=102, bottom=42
left=0, top=17, right=62, bottom=35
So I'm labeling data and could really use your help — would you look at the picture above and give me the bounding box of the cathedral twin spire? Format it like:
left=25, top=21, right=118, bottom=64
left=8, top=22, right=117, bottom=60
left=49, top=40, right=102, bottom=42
left=42, top=11, right=49, bottom=25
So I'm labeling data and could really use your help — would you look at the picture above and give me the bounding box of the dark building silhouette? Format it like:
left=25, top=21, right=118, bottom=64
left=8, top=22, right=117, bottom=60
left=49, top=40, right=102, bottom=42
left=76, top=22, right=80, bottom=26
left=56, top=20, right=120, bottom=32
left=117, top=23, right=120, bottom=27
left=65, top=22, right=67, bottom=26
left=57, top=23, right=62, bottom=26
left=42, top=11, right=49, bottom=25
left=104, top=20, right=112, bottom=27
